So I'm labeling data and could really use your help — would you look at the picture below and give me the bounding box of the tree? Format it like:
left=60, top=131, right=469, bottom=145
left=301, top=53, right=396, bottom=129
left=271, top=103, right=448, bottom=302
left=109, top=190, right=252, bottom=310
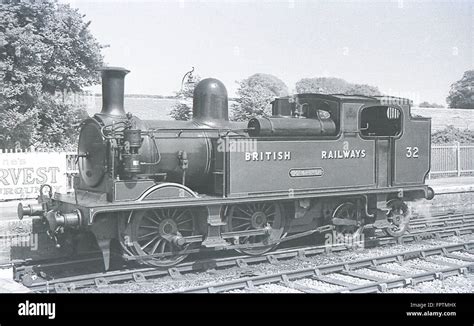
left=0, top=0, right=103, bottom=148
left=35, top=96, right=89, bottom=150
left=295, top=77, right=381, bottom=96
left=431, top=125, right=474, bottom=144
left=446, top=70, right=474, bottom=109
left=419, top=101, right=444, bottom=108
left=232, top=73, right=288, bottom=121
left=346, top=84, right=381, bottom=97
left=169, top=75, right=201, bottom=121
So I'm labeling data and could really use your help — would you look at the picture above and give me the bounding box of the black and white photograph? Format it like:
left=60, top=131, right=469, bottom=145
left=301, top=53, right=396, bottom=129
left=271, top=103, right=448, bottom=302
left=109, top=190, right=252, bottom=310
left=0, top=0, right=473, bottom=322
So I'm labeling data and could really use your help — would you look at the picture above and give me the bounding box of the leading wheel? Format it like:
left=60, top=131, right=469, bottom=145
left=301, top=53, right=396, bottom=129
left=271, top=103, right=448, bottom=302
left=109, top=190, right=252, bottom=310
left=224, top=202, right=285, bottom=256
left=385, top=200, right=409, bottom=237
left=124, top=207, right=196, bottom=267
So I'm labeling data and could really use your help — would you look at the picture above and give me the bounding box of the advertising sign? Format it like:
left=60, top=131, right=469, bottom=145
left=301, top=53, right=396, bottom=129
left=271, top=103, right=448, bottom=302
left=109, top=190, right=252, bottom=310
left=0, top=151, right=68, bottom=200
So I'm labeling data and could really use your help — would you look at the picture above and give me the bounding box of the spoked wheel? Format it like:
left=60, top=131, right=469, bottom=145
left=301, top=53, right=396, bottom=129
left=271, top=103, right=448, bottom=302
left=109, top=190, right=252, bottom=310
left=331, top=202, right=365, bottom=250
left=385, top=199, right=409, bottom=237
left=331, top=202, right=362, bottom=235
left=123, top=208, right=196, bottom=267
left=224, top=202, right=285, bottom=256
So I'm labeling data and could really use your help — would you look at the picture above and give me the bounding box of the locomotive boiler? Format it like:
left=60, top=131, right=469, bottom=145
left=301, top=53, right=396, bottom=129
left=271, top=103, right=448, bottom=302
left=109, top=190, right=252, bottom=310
left=18, top=67, right=435, bottom=270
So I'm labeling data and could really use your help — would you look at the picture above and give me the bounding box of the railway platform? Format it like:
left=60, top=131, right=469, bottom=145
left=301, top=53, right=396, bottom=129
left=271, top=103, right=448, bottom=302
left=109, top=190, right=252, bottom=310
left=427, top=176, right=474, bottom=194
left=0, top=267, right=31, bottom=293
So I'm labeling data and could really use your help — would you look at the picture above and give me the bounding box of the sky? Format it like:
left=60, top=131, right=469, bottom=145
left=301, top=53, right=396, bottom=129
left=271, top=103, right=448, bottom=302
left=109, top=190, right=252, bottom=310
left=61, top=0, right=473, bottom=105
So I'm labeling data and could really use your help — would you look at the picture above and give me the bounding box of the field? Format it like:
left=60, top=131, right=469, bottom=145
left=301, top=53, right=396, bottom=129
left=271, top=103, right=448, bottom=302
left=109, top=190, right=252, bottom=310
left=88, top=96, right=178, bottom=121
left=87, top=96, right=474, bottom=131
left=412, top=108, right=474, bottom=131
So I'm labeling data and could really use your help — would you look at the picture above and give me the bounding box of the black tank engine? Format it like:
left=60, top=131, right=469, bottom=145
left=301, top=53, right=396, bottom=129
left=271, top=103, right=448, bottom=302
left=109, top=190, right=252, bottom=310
left=18, top=67, right=435, bottom=269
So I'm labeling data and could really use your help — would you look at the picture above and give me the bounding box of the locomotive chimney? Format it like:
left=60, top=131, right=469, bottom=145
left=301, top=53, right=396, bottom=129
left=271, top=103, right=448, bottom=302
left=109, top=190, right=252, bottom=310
left=193, top=78, right=229, bottom=126
left=100, top=67, right=130, bottom=116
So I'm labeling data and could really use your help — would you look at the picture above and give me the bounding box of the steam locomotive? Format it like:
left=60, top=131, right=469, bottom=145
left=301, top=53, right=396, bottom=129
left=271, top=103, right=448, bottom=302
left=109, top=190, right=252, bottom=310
left=18, top=67, right=435, bottom=270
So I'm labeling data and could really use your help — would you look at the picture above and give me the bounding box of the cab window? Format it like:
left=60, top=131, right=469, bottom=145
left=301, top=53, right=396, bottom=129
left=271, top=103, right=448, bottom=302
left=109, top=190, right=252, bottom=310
left=360, top=106, right=401, bottom=137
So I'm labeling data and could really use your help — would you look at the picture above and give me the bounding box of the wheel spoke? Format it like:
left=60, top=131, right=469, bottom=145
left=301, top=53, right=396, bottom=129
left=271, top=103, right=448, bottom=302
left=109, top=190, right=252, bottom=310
left=264, top=205, right=274, bottom=214
left=139, top=225, right=159, bottom=229
left=158, top=239, right=167, bottom=254
left=151, top=238, right=163, bottom=254
left=170, top=209, right=180, bottom=219
left=236, top=207, right=252, bottom=217
left=232, top=216, right=251, bottom=221
left=141, top=235, right=160, bottom=250
left=152, top=210, right=163, bottom=221
left=245, top=204, right=255, bottom=213
left=145, top=216, right=160, bottom=226
left=177, top=218, right=192, bottom=226
left=138, top=230, right=158, bottom=239
left=175, top=209, right=190, bottom=221
left=233, top=222, right=251, bottom=229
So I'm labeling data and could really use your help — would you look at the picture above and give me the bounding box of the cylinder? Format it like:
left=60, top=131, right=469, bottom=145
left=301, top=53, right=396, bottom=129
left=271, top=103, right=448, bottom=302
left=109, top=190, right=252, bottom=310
left=247, top=117, right=337, bottom=137
left=100, top=67, right=130, bottom=116
left=192, top=78, right=229, bottom=126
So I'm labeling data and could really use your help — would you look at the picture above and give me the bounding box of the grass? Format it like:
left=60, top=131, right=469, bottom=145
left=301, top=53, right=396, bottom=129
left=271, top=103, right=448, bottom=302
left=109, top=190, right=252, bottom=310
left=412, top=107, right=474, bottom=131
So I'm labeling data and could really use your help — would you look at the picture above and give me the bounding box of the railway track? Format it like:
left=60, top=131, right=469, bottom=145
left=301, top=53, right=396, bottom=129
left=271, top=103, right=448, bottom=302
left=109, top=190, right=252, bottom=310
left=410, top=211, right=474, bottom=228
left=12, top=211, right=474, bottom=293
left=176, top=241, right=474, bottom=293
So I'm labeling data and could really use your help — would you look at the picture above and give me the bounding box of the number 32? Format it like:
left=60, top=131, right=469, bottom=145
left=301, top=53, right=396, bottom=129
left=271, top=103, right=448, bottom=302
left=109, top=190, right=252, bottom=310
left=406, top=146, right=419, bottom=158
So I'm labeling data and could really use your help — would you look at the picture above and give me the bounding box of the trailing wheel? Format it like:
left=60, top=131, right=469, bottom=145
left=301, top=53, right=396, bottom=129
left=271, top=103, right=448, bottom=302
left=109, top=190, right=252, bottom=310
left=123, top=207, right=197, bottom=267
left=223, top=202, right=285, bottom=256
left=385, top=199, right=410, bottom=237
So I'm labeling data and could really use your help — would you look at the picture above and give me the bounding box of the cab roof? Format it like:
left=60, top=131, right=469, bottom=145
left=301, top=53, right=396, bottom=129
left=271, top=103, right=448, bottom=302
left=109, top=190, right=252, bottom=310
left=286, top=93, right=413, bottom=105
